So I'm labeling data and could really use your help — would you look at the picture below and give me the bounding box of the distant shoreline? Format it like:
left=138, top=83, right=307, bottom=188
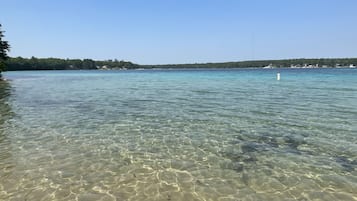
left=4, top=57, right=357, bottom=71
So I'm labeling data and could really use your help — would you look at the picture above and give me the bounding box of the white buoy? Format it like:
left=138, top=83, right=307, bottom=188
left=277, top=72, right=280, bottom=81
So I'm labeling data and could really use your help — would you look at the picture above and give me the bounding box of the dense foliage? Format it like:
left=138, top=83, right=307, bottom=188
left=144, top=58, right=357, bottom=69
left=5, top=57, right=139, bottom=71
left=4, top=57, right=357, bottom=71
left=0, top=24, right=10, bottom=75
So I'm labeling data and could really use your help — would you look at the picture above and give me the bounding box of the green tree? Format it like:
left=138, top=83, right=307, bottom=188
left=0, top=24, right=10, bottom=76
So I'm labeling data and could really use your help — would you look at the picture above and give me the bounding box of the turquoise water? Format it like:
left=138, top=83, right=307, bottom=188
left=1, top=68, right=357, bottom=201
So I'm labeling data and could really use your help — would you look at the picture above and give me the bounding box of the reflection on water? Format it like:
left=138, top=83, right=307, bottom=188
left=0, top=69, right=357, bottom=201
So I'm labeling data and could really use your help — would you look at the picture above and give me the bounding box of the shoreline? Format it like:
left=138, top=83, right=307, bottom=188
left=3, top=66, right=356, bottom=72
left=4, top=57, right=357, bottom=71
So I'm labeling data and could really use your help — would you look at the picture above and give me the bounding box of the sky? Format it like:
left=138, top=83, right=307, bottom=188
left=2, top=0, right=357, bottom=64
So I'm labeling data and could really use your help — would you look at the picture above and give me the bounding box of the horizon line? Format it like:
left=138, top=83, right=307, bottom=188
left=8, top=56, right=357, bottom=66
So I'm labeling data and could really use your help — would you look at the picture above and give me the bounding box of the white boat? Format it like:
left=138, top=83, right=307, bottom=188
left=263, top=64, right=273, bottom=69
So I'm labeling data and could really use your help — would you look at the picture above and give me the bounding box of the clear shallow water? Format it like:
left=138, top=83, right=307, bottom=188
left=1, top=68, right=357, bottom=201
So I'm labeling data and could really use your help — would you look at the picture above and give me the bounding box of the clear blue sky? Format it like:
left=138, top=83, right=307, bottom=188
left=2, top=0, right=357, bottom=64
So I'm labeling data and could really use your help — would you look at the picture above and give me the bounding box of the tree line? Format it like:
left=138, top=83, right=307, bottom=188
left=0, top=24, right=10, bottom=76
left=144, top=58, right=357, bottom=69
left=3, top=57, right=357, bottom=71
left=5, top=57, right=139, bottom=71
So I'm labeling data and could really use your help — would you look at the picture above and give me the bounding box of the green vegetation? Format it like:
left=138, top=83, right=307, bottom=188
left=144, top=58, right=357, bottom=69
left=0, top=24, right=10, bottom=76
left=5, top=57, right=139, bottom=71
left=4, top=57, right=357, bottom=71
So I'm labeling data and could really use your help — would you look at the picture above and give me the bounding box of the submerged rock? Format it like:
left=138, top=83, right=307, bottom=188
left=241, top=143, right=258, bottom=153
left=258, top=135, right=279, bottom=148
left=283, top=135, right=306, bottom=149
left=231, top=162, right=244, bottom=172
left=335, top=156, right=357, bottom=172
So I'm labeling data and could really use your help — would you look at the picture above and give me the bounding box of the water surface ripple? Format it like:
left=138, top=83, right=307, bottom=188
left=1, top=68, right=357, bottom=201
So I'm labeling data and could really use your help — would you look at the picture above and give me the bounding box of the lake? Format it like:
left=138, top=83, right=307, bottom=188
left=1, top=68, right=357, bottom=201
